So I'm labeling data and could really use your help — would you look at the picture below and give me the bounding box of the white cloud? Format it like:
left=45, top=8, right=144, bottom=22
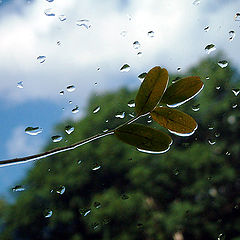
left=0, top=0, right=239, bottom=109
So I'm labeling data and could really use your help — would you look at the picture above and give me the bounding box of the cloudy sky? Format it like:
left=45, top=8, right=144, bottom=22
left=0, top=0, right=239, bottom=198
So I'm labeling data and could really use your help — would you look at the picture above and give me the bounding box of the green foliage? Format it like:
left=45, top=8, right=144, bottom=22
left=0, top=55, right=240, bottom=240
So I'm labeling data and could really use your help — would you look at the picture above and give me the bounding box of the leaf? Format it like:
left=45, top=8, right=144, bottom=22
left=135, top=66, right=169, bottom=116
left=151, top=107, right=198, bottom=136
left=161, top=76, right=204, bottom=107
left=114, top=123, right=172, bottom=153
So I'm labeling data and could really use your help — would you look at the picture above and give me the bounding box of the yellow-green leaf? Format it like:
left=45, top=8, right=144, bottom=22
left=151, top=107, right=198, bottom=136
left=114, top=123, right=172, bottom=153
left=135, top=66, right=169, bottom=116
left=161, top=76, right=204, bottom=107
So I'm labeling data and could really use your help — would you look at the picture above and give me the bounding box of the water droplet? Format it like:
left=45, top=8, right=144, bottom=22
left=206, top=76, right=210, bottom=80
left=120, top=30, right=127, bottom=37
left=59, top=90, right=64, bottom=95
left=137, top=223, right=144, bottom=229
left=234, top=12, right=240, bottom=21
left=59, top=14, right=66, bottom=21
left=17, top=81, right=24, bottom=89
left=66, top=85, right=75, bottom=92
left=137, top=51, right=142, bottom=57
left=129, top=113, right=135, bottom=118
left=57, top=41, right=61, bottom=46
left=46, top=0, right=54, bottom=2
left=225, top=151, right=231, bottom=156
left=217, top=60, right=228, bottom=68
left=215, top=132, right=220, bottom=138
left=12, top=185, right=25, bottom=192
left=115, top=112, right=125, bottom=119
left=93, top=106, right=101, bottom=114
left=218, top=233, right=225, bottom=240
left=177, top=67, right=181, bottom=72
left=72, top=106, right=79, bottom=113
left=216, top=86, right=221, bottom=90
left=120, top=64, right=130, bottom=72
left=138, top=72, right=147, bottom=82
left=45, top=210, right=53, bottom=218
left=232, top=89, right=240, bottom=96
left=37, top=56, right=46, bottom=63
left=92, top=222, right=100, bottom=230
left=204, top=26, right=210, bottom=32
left=121, top=194, right=129, bottom=200
left=192, top=104, right=200, bottom=112
left=56, top=185, right=65, bottom=195
left=94, top=202, right=101, bottom=209
left=44, top=8, right=55, bottom=16
left=76, top=19, right=91, bottom=29
left=147, top=30, right=154, bottom=37
left=232, top=103, right=238, bottom=109
left=25, top=127, right=43, bottom=136
left=174, top=168, right=180, bottom=176
left=65, top=125, right=74, bottom=135
left=192, top=0, right=200, bottom=5
left=52, top=135, right=62, bottom=143
left=205, top=44, right=216, bottom=54
left=69, top=100, right=72, bottom=104
left=208, top=139, right=216, bottom=145
left=128, top=100, right=135, bottom=108
left=81, top=209, right=91, bottom=217
left=92, top=163, right=101, bottom=171
left=133, top=41, right=140, bottom=49
left=229, top=30, right=235, bottom=41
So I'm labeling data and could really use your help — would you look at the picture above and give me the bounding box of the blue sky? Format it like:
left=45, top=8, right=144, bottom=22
left=0, top=0, right=239, bottom=199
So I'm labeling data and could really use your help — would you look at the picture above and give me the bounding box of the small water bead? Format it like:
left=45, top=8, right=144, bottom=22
left=206, top=76, right=210, bottom=80
left=192, top=0, right=200, bottom=5
left=65, top=125, right=74, bottom=135
left=56, top=185, right=65, bottom=195
left=94, top=201, right=101, bottom=209
left=215, top=132, right=220, bottom=138
left=59, top=15, right=66, bottom=21
left=205, top=44, right=216, bottom=54
left=192, top=104, right=200, bottom=112
left=208, top=139, right=216, bottom=145
left=17, top=81, right=24, bottom=89
left=69, top=100, right=72, bottom=104
left=147, top=30, right=154, bottom=37
left=216, top=86, right=221, bottom=90
left=72, top=106, right=79, bottom=113
left=218, top=233, right=224, bottom=240
left=52, top=135, right=62, bottom=143
left=120, top=64, right=130, bottom=72
left=12, top=185, right=25, bottom=192
left=115, top=112, right=125, bottom=119
left=57, top=41, right=61, bottom=46
left=229, top=30, right=235, bottom=41
left=121, top=194, right=129, bottom=200
left=232, top=103, right=238, bottom=109
left=217, top=60, right=228, bottom=68
left=59, top=90, right=64, bottom=95
left=204, top=26, right=210, bottom=32
left=128, top=100, right=135, bottom=108
left=226, top=151, right=231, bottom=156
left=138, top=72, right=147, bottom=82
left=93, top=106, right=101, bottom=114
left=66, top=85, right=75, bottom=92
left=76, top=19, right=91, bottom=29
left=37, top=56, right=46, bottom=63
left=177, top=67, right=181, bottom=72
left=44, top=8, right=55, bottom=16
left=133, top=41, right=141, bottom=49
left=25, top=127, right=43, bottom=136
left=120, top=30, right=127, bottom=37
left=174, top=168, right=180, bottom=176
left=92, top=163, right=101, bottom=171
left=137, top=51, right=142, bottom=57
left=45, top=210, right=53, bottom=218
left=234, top=12, right=240, bottom=21
left=232, top=88, right=240, bottom=96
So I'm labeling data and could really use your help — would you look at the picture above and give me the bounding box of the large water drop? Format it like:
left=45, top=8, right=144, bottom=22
left=37, top=56, right=46, bottom=63
left=133, top=41, right=140, bottom=49
left=205, top=44, right=216, bottom=54
left=232, top=89, right=240, bottom=96
left=44, top=8, right=55, bottom=16
left=120, top=64, right=130, bottom=72
left=72, top=106, right=79, bottom=113
left=25, top=127, right=43, bottom=136
left=66, top=85, right=76, bottom=92
left=65, top=125, right=74, bottom=135
left=217, top=60, right=228, bottom=68
left=52, top=135, right=63, bottom=143
left=93, top=106, right=101, bottom=114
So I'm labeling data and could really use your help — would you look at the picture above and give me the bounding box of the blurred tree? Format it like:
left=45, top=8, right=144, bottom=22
left=0, top=55, right=240, bottom=240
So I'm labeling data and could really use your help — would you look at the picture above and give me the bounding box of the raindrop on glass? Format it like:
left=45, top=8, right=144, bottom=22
left=215, top=132, right=220, bottom=138
left=138, top=72, right=147, bottom=82
left=56, top=185, right=65, bottom=195
left=37, top=56, right=46, bottom=63
left=216, top=86, right=221, bottom=90
left=93, top=106, right=101, bottom=114
left=217, top=60, right=228, bottom=68
left=232, top=89, right=240, bottom=96
left=218, top=233, right=224, bottom=240
left=45, top=210, right=53, bottom=218
left=192, top=104, right=200, bottom=112
left=57, top=41, right=61, bottom=46
left=17, top=81, right=24, bottom=89
left=204, top=26, right=210, bottom=32
left=137, top=51, right=142, bottom=57
left=177, top=67, right=181, bottom=72
left=69, top=100, right=72, bottom=104
left=66, top=85, right=75, bottom=92
left=205, top=44, right=216, bottom=54
left=208, top=139, right=216, bottom=145
left=115, top=112, right=125, bottom=119
left=83, top=209, right=91, bottom=217
left=59, top=90, right=64, bottom=95
left=44, top=8, right=55, bottom=16
left=232, top=103, right=238, bottom=109
left=12, top=185, right=25, bottom=192
left=65, top=125, right=74, bottom=135
left=147, top=30, right=154, bottom=37
left=25, top=127, right=43, bottom=136
left=128, top=100, right=135, bottom=108
left=192, top=0, right=200, bottom=6
left=76, top=19, right=91, bottom=29
left=120, top=64, right=130, bottom=72
left=206, top=76, right=210, bottom=80
left=120, top=30, right=127, bottom=37
left=121, top=194, right=129, bottom=200
left=234, top=12, right=240, bottom=21
left=59, top=14, right=66, bottom=21
left=72, top=106, right=79, bottom=113
left=133, top=41, right=140, bottom=49
left=92, top=163, right=101, bottom=171
left=52, top=135, right=62, bottom=143
left=94, top=201, right=101, bottom=209
left=229, top=30, right=235, bottom=41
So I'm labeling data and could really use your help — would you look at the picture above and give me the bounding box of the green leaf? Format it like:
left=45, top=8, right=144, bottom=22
left=151, top=107, right=198, bottom=136
left=161, top=76, right=204, bottom=107
left=114, top=123, right=172, bottom=153
left=135, top=66, right=169, bottom=116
